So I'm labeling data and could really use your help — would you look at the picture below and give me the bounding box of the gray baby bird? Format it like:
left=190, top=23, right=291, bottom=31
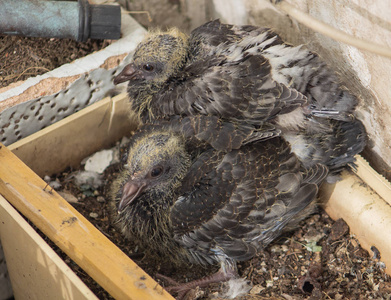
left=110, top=118, right=328, bottom=298
left=114, top=20, right=366, bottom=176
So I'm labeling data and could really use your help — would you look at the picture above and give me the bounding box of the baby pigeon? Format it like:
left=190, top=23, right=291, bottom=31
left=114, top=19, right=366, bottom=173
left=110, top=119, right=328, bottom=298
left=114, top=19, right=307, bottom=125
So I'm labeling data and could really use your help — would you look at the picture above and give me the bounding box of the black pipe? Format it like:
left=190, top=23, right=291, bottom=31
left=0, top=0, right=121, bottom=41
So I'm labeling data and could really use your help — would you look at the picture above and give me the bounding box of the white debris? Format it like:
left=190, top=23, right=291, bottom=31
left=97, top=196, right=105, bottom=203
left=304, top=228, right=325, bottom=243
left=84, top=149, right=114, bottom=174
left=250, top=284, right=265, bottom=294
left=74, top=170, right=103, bottom=189
left=219, top=278, right=252, bottom=299
left=266, top=280, right=273, bottom=288
left=58, top=191, right=79, bottom=203
left=120, top=136, right=130, bottom=148
left=111, top=146, right=121, bottom=165
left=89, top=212, right=99, bottom=219
left=49, top=180, right=62, bottom=190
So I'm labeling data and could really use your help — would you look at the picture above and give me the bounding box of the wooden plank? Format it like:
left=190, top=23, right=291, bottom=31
left=8, top=93, right=139, bottom=177
left=4, top=90, right=391, bottom=285
left=354, top=155, right=391, bottom=206
left=323, top=155, right=391, bottom=277
left=0, top=144, right=174, bottom=300
left=323, top=170, right=391, bottom=276
left=0, top=195, right=98, bottom=300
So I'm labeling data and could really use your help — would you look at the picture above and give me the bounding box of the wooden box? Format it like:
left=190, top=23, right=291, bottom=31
left=0, top=93, right=390, bottom=299
left=0, top=94, right=174, bottom=299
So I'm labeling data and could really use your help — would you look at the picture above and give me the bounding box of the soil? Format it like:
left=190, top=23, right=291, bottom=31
left=40, top=145, right=391, bottom=300
left=0, top=0, right=190, bottom=91
left=0, top=35, right=108, bottom=88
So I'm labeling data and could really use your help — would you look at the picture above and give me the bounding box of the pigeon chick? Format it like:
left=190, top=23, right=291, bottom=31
left=114, top=20, right=306, bottom=126
left=114, top=19, right=366, bottom=174
left=110, top=121, right=328, bottom=298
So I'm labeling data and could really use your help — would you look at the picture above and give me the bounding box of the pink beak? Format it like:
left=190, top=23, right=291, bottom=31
left=113, top=63, right=139, bottom=85
left=118, top=181, right=146, bottom=212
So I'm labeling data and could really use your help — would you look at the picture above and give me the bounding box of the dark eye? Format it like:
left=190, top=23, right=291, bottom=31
left=143, top=64, right=154, bottom=71
left=150, top=166, right=163, bottom=178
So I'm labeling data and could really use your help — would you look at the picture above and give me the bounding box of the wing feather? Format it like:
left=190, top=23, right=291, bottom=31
left=170, top=138, right=328, bottom=263
left=153, top=55, right=306, bottom=125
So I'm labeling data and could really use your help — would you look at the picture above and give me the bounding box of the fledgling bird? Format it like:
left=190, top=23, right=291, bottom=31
left=114, top=20, right=366, bottom=174
left=110, top=119, right=328, bottom=298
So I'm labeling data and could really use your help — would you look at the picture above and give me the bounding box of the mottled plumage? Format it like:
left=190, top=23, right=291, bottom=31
left=110, top=119, right=328, bottom=295
left=114, top=19, right=366, bottom=173
left=115, top=21, right=306, bottom=126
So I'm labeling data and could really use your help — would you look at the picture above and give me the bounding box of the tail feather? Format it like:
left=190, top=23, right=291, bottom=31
left=285, top=118, right=366, bottom=175
left=301, top=163, right=329, bottom=185
left=325, top=119, right=366, bottom=172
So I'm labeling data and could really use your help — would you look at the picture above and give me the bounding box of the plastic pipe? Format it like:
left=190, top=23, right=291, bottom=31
left=0, top=0, right=121, bottom=41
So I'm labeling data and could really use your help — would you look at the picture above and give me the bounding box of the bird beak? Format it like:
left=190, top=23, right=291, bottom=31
left=118, top=181, right=146, bottom=212
left=113, top=63, right=140, bottom=85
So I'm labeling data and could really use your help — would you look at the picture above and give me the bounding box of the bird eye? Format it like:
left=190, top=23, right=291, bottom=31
left=143, top=64, right=154, bottom=72
left=150, top=166, right=163, bottom=178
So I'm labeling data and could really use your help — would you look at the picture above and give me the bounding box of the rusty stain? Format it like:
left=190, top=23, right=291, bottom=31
left=42, top=182, right=53, bottom=194
left=153, top=283, right=165, bottom=294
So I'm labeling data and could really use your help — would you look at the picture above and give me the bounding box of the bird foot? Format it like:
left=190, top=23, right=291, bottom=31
left=156, top=268, right=236, bottom=300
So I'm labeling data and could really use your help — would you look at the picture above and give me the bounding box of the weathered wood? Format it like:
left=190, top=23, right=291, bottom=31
left=8, top=93, right=139, bottom=177
left=0, top=144, right=174, bottom=300
left=0, top=195, right=98, bottom=300
left=323, top=170, right=391, bottom=276
left=3, top=90, right=391, bottom=292
left=354, top=155, right=391, bottom=206
left=322, top=155, right=391, bottom=276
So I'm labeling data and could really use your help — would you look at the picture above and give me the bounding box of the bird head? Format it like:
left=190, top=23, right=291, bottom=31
left=114, top=28, right=189, bottom=87
left=113, top=130, right=191, bottom=214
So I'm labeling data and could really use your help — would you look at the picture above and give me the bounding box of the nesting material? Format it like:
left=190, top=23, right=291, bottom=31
left=0, top=94, right=390, bottom=299
left=84, top=149, right=114, bottom=174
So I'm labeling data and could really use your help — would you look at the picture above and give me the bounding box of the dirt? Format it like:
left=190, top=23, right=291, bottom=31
left=0, top=35, right=108, bottom=88
left=38, top=145, right=390, bottom=300
left=0, top=0, right=192, bottom=91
